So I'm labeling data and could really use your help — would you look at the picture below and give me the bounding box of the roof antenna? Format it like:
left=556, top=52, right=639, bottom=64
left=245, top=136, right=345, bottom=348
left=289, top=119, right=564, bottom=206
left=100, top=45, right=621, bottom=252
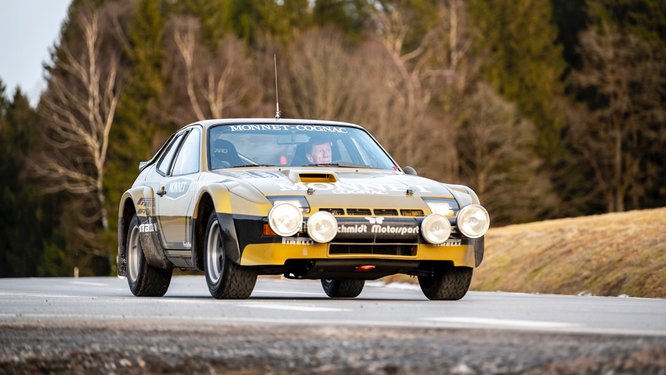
left=274, top=54, right=281, bottom=121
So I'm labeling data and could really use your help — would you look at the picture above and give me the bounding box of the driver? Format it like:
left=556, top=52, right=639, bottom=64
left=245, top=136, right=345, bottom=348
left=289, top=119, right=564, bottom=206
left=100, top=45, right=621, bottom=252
left=306, top=137, right=332, bottom=164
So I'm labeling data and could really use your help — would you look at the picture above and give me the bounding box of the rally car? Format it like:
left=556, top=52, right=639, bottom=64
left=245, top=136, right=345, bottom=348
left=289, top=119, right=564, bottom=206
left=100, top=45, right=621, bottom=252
left=117, top=119, right=489, bottom=300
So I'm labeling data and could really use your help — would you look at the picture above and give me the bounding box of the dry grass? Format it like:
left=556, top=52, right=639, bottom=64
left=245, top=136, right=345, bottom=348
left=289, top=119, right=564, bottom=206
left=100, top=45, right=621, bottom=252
left=471, top=207, right=666, bottom=298
left=382, top=208, right=666, bottom=298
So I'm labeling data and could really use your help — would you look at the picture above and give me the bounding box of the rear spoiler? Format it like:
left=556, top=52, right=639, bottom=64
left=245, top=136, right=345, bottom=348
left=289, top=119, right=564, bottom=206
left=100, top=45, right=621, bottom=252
left=139, top=133, right=175, bottom=171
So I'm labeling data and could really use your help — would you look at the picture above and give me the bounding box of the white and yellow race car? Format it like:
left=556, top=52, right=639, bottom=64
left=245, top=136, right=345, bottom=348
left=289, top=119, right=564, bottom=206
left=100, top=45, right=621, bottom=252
left=118, top=119, right=489, bottom=300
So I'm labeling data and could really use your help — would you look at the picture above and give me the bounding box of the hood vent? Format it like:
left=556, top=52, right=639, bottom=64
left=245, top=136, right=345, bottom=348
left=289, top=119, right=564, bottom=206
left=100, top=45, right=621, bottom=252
left=299, top=173, right=337, bottom=183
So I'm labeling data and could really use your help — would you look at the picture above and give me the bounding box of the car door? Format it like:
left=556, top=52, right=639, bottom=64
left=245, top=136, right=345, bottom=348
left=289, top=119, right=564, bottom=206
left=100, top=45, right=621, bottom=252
left=155, top=127, right=202, bottom=249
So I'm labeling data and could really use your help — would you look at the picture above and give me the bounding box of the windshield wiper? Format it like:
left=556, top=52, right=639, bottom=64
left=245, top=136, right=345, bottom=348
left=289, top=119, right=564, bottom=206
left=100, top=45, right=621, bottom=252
left=302, top=162, right=372, bottom=168
left=229, top=164, right=281, bottom=168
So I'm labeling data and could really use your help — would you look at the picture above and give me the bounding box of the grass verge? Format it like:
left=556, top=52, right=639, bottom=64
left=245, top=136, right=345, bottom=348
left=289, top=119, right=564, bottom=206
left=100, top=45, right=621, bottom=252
left=383, top=208, right=666, bottom=298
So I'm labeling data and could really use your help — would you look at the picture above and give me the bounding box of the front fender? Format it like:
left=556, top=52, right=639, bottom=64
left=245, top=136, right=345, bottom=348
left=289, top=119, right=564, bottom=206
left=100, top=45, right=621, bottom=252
left=198, top=184, right=244, bottom=264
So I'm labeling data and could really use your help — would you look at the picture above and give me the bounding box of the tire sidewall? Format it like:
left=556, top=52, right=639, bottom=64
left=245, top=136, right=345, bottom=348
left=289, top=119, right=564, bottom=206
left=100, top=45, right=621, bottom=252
left=204, top=212, right=227, bottom=297
left=126, top=215, right=146, bottom=295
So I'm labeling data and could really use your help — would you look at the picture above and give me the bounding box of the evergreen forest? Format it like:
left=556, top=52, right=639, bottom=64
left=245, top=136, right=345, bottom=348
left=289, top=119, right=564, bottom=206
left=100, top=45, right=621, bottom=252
left=1, top=0, right=664, bottom=277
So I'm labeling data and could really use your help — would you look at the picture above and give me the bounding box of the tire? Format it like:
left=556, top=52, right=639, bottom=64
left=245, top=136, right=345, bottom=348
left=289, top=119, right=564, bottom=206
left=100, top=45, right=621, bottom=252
left=126, top=215, right=172, bottom=297
left=204, top=212, right=257, bottom=299
left=418, top=262, right=473, bottom=300
left=321, top=279, right=365, bottom=298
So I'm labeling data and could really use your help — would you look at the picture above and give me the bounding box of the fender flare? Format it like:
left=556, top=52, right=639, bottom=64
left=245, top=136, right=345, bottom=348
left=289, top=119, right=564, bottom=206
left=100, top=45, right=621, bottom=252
left=118, top=186, right=172, bottom=275
left=195, top=184, right=243, bottom=265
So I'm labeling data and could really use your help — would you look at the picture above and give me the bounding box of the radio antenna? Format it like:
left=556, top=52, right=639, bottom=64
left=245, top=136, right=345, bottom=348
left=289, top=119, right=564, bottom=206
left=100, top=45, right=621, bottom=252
left=274, top=54, right=281, bottom=120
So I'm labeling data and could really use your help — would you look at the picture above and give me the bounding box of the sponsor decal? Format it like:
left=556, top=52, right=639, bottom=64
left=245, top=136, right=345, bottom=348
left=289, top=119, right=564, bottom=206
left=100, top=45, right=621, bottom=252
left=229, top=124, right=348, bottom=133
left=136, top=198, right=154, bottom=216
left=182, top=242, right=192, bottom=248
left=282, top=237, right=314, bottom=245
left=249, top=172, right=282, bottom=180
left=434, top=239, right=462, bottom=247
left=164, top=178, right=192, bottom=200
left=371, top=225, right=419, bottom=235
left=275, top=182, right=432, bottom=194
left=337, top=218, right=420, bottom=236
left=139, top=217, right=157, bottom=233
left=338, top=224, right=368, bottom=233
left=137, top=198, right=154, bottom=207
left=365, top=217, right=384, bottom=224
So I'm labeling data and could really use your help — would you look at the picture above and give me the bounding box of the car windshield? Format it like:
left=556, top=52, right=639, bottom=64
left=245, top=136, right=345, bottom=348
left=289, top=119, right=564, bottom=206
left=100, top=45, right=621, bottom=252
left=208, top=124, right=397, bottom=170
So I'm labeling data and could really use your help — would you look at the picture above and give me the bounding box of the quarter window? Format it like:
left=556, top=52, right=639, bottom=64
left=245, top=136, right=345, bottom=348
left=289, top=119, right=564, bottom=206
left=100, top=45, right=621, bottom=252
left=171, top=128, right=201, bottom=176
left=156, top=132, right=184, bottom=175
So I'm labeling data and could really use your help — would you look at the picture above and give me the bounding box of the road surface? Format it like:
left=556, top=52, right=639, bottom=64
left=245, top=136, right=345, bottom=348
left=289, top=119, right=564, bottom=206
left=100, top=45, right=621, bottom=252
left=1, top=276, right=665, bottom=374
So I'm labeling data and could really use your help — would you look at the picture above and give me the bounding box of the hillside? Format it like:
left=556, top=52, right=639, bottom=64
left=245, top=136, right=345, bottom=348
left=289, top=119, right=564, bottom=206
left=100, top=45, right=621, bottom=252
left=470, top=207, right=666, bottom=298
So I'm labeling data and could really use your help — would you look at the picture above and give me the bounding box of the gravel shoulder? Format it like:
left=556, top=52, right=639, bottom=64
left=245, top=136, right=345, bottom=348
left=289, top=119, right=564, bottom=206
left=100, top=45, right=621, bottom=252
left=2, top=320, right=665, bottom=374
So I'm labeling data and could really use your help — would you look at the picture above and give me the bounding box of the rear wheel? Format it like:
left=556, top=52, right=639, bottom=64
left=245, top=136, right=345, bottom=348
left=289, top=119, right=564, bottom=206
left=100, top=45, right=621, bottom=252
left=126, top=215, right=172, bottom=297
left=321, top=279, right=365, bottom=298
left=204, top=212, right=257, bottom=299
left=418, top=262, right=472, bottom=300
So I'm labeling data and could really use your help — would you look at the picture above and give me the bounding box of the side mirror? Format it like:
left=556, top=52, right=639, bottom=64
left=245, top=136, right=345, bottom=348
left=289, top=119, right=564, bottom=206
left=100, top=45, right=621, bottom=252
left=404, top=166, right=418, bottom=176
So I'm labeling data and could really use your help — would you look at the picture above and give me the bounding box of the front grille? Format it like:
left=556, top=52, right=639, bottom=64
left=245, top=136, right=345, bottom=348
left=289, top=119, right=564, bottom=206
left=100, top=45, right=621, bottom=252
left=400, top=209, right=425, bottom=217
left=330, top=244, right=417, bottom=256
left=320, top=208, right=345, bottom=216
left=374, top=209, right=399, bottom=216
left=347, top=208, right=372, bottom=216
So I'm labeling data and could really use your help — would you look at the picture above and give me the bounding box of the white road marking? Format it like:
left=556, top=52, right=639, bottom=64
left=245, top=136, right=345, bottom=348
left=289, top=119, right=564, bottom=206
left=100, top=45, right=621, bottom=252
left=252, top=289, right=323, bottom=296
left=366, top=281, right=420, bottom=290
left=423, top=317, right=579, bottom=328
left=1, top=313, right=664, bottom=337
left=236, top=303, right=351, bottom=312
left=69, top=281, right=109, bottom=287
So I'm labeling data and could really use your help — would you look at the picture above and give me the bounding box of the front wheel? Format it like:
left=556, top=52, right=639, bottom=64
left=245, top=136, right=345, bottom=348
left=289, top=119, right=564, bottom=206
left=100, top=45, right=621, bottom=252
left=321, top=279, right=365, bottom=298
left=204, top=212, right=257, bottom=299
left=126, top=215, right=172, bottom=297
left=418, top=262, right=472, bottom=300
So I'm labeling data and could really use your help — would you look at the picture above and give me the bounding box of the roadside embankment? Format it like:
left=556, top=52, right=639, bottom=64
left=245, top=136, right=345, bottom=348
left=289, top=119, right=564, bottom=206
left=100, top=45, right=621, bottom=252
left=471, top=207, right=666, bottom=298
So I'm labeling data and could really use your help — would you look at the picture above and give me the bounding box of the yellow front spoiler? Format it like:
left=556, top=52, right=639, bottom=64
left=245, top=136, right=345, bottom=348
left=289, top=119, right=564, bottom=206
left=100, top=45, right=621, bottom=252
left=240, top=242, right=476, bottom=268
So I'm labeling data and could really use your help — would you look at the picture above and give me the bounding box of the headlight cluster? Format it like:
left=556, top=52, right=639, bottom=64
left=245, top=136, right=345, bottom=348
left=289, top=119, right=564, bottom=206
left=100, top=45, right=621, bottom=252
left=421, top=214, right=452, bottom=244
left=268, top=203, right=303, bottom=237
left=423, top=198, right=457, bottom=216
left=267, top=198, right=338, bottom=243
left=307, top=211, right=338, bottom=243
left=457, top=204, right=490, bottom=238
left=420, top=202, right=490, bottom=243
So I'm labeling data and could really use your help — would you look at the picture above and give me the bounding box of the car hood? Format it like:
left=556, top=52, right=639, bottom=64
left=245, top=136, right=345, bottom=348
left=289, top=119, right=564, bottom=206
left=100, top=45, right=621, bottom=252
left=211, top=168, right=476, bottom=210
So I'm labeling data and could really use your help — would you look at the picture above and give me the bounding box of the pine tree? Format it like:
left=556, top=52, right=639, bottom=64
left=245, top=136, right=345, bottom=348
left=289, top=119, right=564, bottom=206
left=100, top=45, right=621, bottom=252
left=467, top=0, right=567, bottom=163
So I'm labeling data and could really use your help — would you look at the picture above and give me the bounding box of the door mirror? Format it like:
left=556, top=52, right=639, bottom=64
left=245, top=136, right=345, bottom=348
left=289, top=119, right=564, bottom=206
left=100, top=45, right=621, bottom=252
left=404, top=166, right=418, bottom=176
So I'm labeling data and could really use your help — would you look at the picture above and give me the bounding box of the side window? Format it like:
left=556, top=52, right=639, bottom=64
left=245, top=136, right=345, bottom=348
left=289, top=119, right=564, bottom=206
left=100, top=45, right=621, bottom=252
left=171, top=128, right=201, bottom=176
left=156, top=133, right=184, bottom=175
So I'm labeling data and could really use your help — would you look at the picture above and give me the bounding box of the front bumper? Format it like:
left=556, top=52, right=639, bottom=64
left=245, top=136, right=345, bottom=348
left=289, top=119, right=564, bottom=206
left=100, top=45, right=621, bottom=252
left=239, top=241, right=476, bottom=268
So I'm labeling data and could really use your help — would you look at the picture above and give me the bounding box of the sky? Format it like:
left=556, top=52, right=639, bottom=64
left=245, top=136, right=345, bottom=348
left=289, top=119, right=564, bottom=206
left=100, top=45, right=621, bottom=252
left=0, top=0, right=72, bottom=106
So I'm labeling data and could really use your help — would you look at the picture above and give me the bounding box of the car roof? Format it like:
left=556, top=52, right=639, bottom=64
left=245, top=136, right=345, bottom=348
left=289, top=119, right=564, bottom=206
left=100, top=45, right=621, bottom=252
left=180, top=118, right=367, bottom=132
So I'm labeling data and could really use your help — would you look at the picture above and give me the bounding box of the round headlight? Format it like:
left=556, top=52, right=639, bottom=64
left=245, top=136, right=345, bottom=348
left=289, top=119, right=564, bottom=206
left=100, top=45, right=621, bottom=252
left=457, top=204, right=490, bottom=238
left=421, top=213, right=452, bottom=245
left=307, top=211, right=338, bottom=243
left=268, top=203, right=303, bottom=237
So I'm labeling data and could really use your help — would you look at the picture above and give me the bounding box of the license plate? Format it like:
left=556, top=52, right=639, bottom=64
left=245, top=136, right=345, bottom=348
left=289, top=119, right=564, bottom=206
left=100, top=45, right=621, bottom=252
left=435, top=239, right=461, bottom=247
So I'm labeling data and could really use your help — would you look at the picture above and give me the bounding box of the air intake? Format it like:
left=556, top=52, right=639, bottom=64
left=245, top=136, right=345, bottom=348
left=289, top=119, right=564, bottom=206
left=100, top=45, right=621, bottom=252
left=299, top=173, right=337, bottom=183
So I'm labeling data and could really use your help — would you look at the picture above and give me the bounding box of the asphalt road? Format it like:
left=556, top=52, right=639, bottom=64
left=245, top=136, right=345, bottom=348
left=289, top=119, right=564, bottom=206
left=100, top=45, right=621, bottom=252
left=1, top=276, right=665, bottom=336
left=1, top=276, right=666, bottom=374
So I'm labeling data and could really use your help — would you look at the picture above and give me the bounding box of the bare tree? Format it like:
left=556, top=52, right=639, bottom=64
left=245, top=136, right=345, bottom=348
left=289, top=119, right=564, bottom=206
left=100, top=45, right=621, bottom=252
left=34, top=4, right=121, bottom=231
left=280, top=28, right=379, bottom=123
left=571, top=22, right=665, bottom=212
left=456, top=83, right=555, bottom=224
left=169, top=17, right=256, bottom=122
